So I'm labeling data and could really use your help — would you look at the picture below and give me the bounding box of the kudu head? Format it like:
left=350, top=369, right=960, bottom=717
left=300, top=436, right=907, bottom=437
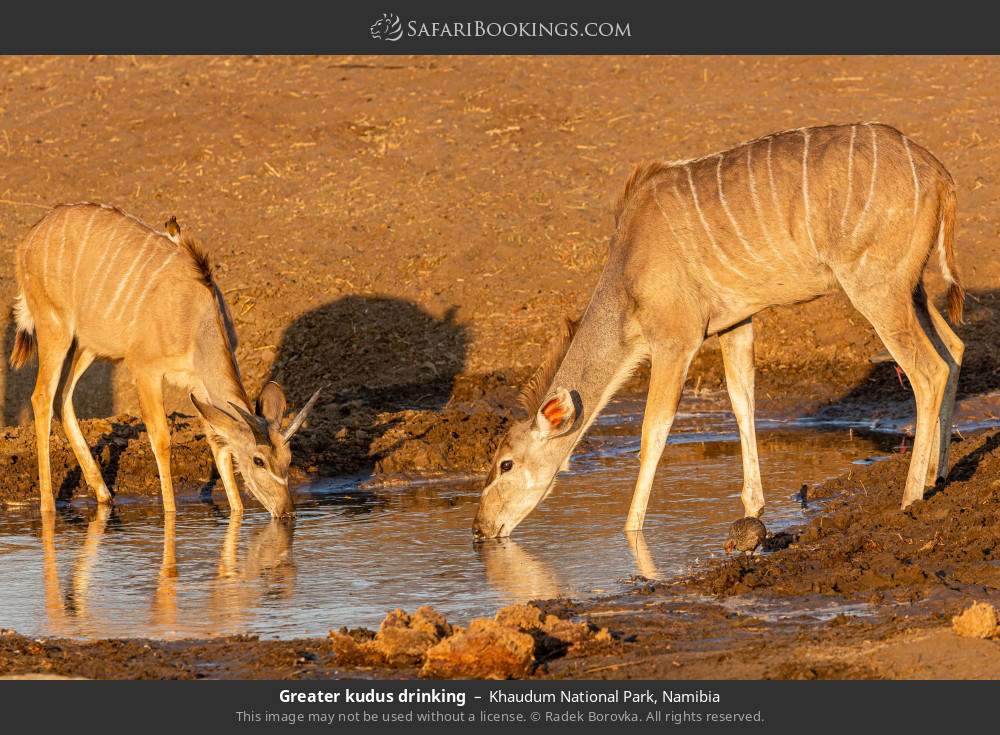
left=191, top=382, right=320, bottom=517
left=473, top=318, right=580, bottom=539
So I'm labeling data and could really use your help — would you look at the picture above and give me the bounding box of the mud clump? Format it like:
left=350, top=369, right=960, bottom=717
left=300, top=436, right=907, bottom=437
left=495, top=603, right=601, bottom=648
left=371, top=607, right=454, bottom=665
left=421, top=619, right=536, bottom=679
left=952, top=602, right=1000, bottom=639
left=328, top=606, right=453, bottom=666
left=329, top=603, right=613, bottom=679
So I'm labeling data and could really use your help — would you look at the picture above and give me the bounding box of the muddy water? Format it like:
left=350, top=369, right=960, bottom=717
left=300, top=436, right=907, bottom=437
left=0, top=395, right=901, bottom=639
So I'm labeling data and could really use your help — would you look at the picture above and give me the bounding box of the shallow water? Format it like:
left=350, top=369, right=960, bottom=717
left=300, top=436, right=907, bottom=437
left=0, top=395, right=903, bottom=639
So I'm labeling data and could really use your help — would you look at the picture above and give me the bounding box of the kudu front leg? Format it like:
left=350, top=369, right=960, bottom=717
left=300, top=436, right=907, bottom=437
left=135, top=373, right=175, bottom=513
left=208, top=432, right=243, bottom=514
left=625, top=344, right=697, bottom=532
left=719, top=319, right=765, bottom=517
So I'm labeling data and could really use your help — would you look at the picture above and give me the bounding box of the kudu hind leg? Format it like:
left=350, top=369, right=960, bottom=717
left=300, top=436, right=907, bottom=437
left=135, top=373, right=175, bottom=513
left=30, top=323, right=72, bottom=513
left=60, top=346, right=113, bottom=503
left=844, top=286, right=949, bottom=508
left=625, top=342, right=699, bottom=532
left=921, top=301, right=964, bottom=485
left=719, top=319, right=764, bottom=517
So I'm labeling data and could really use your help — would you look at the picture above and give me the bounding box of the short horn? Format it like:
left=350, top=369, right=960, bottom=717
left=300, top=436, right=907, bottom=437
left=282, top=388, right=322, bottom=443
left=228, top=401, right=270, bottom=445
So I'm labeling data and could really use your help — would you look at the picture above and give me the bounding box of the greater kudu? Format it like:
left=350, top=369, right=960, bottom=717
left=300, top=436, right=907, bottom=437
left=11, top=203, right=319, bottom=516
left=474, top=123, right=964, bottom=538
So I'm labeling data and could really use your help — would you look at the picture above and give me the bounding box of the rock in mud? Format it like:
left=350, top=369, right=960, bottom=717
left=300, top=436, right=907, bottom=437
left=370, top=607, right=454, bottom=665
left=329, top=607, right=454, bottom=667
left=494, top=603, right=608, bottom=648
left=420, top=619, right=536, bottom=679
left=952, top=602, right=1000, bottom=639
left=327, top=628, right=376, bottom=666
left=494, top=603, right=545, bottom=630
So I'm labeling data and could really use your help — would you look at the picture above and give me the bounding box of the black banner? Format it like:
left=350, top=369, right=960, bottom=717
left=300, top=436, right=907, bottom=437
left=1, top=1, right=1000, bottom=54
left=0, top=679, right=993, bottom=732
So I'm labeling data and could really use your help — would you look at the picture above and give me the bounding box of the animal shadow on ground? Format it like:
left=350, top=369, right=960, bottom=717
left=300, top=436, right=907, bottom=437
left=266, top=295, right=470, bottom=475
left=824, top=289, right=1000, bottom=407
left=57, top=419, right=143, bottom=502
left=2, top=319, right=116, bottom=427
left=813, top=287, right=1000, bottom=485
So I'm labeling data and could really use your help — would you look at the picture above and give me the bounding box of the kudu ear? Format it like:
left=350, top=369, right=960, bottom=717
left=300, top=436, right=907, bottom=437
left=282, top=388, right=322, bottom=443
left=190, top=393, right=247, bottom=438
left=534, top=387, right=577, bottom=439
left=256, top=381, right=287, bottom=429
left=228, top=402, right=271, bottom=446
left=165, top=216, right=181, bottom=244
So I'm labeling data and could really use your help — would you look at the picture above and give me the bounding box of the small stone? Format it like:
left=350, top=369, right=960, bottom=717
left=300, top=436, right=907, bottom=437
left=494, top=603, right=544, bottom=631
left=952, top=602, right=1000, bottom=639
left=541, top=615, right=591, bottom=646
left=328, top=629, right=370, bottom=665
left=410, top=606, right=453, bottom=638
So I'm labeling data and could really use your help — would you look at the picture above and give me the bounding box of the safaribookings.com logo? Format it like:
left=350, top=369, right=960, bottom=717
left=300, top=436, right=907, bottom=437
left=370, top=12, right=404, bottom=41
left=369, top=13, right=631, bottom=42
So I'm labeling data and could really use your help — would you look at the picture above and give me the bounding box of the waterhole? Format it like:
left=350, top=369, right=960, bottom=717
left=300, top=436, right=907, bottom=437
left=0, top=395, right=903, bottom=639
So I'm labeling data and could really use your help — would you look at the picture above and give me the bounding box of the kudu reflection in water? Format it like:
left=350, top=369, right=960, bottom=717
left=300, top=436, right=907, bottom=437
left=41, top=511, right=294, bottom=638
left=476, top=532, right=660, bottom=602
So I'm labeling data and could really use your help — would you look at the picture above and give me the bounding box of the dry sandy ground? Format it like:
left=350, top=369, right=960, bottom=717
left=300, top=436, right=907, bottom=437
left=3, top=56, right=1000, bottom=679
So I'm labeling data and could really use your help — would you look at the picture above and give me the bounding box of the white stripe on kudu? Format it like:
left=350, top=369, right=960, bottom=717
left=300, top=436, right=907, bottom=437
left=126, top=250, right=178, bottom=331
left=656, top=181, right=732, bottom=298
left=903, top=133, right=921, bottom=221
left=104, top=232, right=155, bottom=318
left=716, top=154, right=761, bottom=263
left=38, top=214, right=56, bottom=286
left=56, top=211, right=70, bottom=283
left=841, top=124, right=857, bottom=233
left=801, top=129, right=819, bottom=257
left=86, top=221, right=124, bottom=310
left=72, top=207, right=100, bottom=311
left=685, top=164, right=745, bottom=278
left=851, top=123, right=879, bottom=239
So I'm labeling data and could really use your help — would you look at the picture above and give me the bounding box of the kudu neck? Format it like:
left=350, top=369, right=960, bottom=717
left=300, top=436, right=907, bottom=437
left=549, top=283, right=642, bottom=438
left=196, top=335, right=252, bottom=413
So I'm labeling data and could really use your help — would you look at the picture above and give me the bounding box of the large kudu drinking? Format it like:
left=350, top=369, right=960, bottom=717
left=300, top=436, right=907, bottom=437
left=474, top=123, right=964, bottom=539
left=10, top=203, right=319, bottom=516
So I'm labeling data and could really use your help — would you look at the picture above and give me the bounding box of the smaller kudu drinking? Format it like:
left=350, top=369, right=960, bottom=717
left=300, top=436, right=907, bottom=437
left=10, top=203, right=319, bottom=516
left=474, top=123, right=964, bottom=539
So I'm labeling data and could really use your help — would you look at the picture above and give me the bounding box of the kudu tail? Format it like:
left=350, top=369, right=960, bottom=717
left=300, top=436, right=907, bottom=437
left=938, top=186, right=965, bottom=324
left=9, top=293, right=36, bottom=369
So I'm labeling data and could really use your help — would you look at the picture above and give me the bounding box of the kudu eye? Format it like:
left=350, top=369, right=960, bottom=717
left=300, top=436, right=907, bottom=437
left=253, top=456, right=266, bottom=469
left=499, top=459, right=514, bottom=474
